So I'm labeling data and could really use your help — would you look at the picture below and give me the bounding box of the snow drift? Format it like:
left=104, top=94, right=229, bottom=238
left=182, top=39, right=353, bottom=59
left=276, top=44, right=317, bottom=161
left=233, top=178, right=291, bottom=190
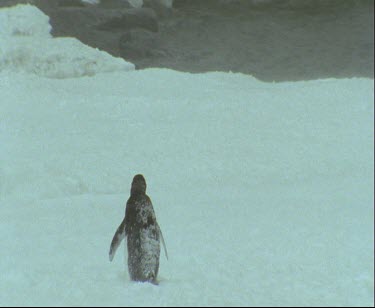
left=0, top=4, right=134, bottom=78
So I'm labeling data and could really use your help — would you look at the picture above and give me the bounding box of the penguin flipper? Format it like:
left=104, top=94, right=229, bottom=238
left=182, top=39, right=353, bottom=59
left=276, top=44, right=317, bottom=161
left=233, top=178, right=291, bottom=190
left=157, top=223, right=168, bottom=260
left=109, top=217, right=126, bottom=262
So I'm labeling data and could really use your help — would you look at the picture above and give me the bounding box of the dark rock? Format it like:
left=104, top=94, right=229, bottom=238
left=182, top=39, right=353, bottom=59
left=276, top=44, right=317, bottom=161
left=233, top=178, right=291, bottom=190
left=0, top=0, right=31, bottom=8
left=36, top=7, right=127, bottom=56
left=1, top=0, right=371, bottom=81
left=96, top=7, right=158, bottom=32
left=119, top=29, right=163, bottom=59
left=57, top=0, right=85, bottom=7
left=143, top=0, right=173, bottom=18
left=98, top=0, right=131, bottom=9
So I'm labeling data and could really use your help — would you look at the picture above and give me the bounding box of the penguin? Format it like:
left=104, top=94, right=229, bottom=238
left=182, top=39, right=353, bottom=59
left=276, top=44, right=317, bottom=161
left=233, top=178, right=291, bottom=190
left=109, top=174, right=168, bottom=284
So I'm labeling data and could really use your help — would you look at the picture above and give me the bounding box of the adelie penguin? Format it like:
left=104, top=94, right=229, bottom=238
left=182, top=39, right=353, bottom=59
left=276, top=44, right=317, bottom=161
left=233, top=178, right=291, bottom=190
left=109, top=174, right=168, bottom=284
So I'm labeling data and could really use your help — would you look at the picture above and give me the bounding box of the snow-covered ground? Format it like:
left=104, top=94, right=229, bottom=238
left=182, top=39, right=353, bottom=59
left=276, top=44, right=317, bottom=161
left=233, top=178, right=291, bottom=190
left=0, top=4, right=374, bottom=307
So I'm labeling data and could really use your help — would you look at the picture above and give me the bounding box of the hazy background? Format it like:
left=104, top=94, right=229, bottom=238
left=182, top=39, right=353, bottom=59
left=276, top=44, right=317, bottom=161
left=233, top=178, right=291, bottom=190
left=1, top=0, right=373, bottom=81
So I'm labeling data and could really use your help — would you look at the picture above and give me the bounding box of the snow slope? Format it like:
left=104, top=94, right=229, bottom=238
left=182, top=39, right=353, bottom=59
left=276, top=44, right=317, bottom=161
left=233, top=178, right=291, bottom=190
left=0, top=4, right=134, bottom=78
left=0, top=4, right=374, bottom=307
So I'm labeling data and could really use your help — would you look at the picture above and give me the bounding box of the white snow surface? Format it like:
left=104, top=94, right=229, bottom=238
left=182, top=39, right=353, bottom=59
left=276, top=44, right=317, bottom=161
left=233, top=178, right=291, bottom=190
left=0, top=5, right=134, bottom=79
left=0, top=4, right=374, bottom=307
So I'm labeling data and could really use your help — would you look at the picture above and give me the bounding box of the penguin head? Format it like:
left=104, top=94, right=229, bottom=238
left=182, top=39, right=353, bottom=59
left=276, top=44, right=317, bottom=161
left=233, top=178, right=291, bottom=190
left=131, top=174, right=147, bottom=195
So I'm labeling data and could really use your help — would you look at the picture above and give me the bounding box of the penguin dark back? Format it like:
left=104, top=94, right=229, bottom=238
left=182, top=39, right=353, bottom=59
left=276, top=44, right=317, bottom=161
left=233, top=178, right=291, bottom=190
left=109, top=174, right=168, bottom=284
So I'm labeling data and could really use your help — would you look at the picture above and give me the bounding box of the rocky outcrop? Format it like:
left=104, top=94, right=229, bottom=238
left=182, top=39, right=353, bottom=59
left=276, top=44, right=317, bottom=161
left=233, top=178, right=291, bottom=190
left=119, top=29, right=166, bottom=61
left=96, top=7, right=158, bottom=32
left=1, top=0, right=373, bottom=81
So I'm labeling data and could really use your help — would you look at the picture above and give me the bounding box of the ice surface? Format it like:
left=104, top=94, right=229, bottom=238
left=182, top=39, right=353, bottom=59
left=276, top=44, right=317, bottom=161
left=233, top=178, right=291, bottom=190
left=0, top=4, right=373, bottom=307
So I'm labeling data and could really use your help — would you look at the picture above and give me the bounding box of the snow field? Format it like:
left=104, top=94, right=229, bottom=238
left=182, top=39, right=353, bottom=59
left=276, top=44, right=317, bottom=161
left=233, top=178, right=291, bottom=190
left=0, top=4, right=373, bottom=307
